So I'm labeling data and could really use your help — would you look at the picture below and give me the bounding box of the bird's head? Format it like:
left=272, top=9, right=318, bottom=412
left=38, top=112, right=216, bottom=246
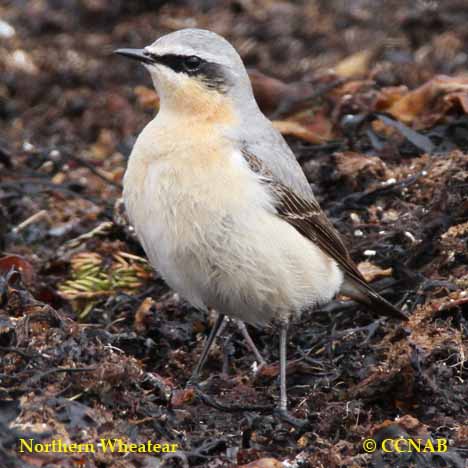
left=116, top=28, right=256, bottom=121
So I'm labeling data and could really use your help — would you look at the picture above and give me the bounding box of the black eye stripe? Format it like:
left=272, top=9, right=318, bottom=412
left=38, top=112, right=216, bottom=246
left=147, top=53, right=231, bottom=93
left=147, top=53, right=203, bottom=74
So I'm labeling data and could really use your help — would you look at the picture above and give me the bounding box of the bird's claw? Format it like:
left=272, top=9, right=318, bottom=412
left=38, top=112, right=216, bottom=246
left=273, top=407, right=310, bottom=430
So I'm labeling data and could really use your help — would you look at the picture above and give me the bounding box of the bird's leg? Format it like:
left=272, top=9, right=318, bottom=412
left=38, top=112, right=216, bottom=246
left=235, top=320, right=267, bottom=369
left=188, top=313, right=226, bottom=384
left=274, top=321, right=309, bottom=429
left=279, top=321, right=288, bottom=414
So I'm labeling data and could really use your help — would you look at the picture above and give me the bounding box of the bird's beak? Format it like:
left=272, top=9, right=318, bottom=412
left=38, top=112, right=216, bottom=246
left=114, top=48, right=154, bottom=65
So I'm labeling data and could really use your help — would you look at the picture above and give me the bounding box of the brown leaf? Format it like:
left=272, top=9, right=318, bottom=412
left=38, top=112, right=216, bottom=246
left=335, top=151, right=388, bottom=176
left=441, top=221, right=468, bottom=239
left=0, top=255, right=35, bottom=285
left=357, top=261, right=393, bottom=282
left=272, top=119, right=328, bottom=144
left=374, top=86, right=409, bottom=111
left=256, top=359, right=303, bottom=379
left=249, top=69, right=293, bottom=115
left=134, top=297, right=156, bottom=334
left=334, top=49, right=375, bottom=78
left=434, top=294, right=468, bottom=313
left=171, top=388, right=195, bottom=408
left=248, top=69, right=313, bottom=115
left=444, top=91, right=468, bottom=113
left=384, top=75, right=468, bottom=126
left=454, top=425, right=468, bottom=446
left=335, top=152, right=390, bottom=188
left=371, top=415, right=429, bottom=437
left=257, top=363, right=280, bottom=378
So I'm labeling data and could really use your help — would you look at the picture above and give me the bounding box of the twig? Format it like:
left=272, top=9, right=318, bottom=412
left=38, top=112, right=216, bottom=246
left=271, top=78, right=345, bottom=119
left=11, top=210, right=49, bottom=234
left=191, top=383, right=273, bottom=413
left=62, top=151, right=123, bottom=190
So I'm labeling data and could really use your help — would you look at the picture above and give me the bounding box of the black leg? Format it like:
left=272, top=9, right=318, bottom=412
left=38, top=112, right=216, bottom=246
left=188, top=313, right=225, bottom=384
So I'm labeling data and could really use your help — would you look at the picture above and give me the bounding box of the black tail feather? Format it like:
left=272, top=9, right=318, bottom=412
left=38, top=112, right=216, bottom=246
left=341, top=277, right=409, bottom=320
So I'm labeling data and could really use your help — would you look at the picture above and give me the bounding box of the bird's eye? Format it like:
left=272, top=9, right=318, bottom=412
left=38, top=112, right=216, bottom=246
left=183, top=56, right=202, bottom=72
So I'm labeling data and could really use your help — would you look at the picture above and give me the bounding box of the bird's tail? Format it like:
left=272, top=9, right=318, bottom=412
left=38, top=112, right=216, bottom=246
left=340, top=276, right=409, bottom=320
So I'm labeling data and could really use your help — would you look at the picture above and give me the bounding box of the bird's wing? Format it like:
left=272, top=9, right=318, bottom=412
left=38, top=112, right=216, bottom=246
left=242, top=148, right=367, bottom=283
left=241, top=148, right=408, bottom=320
left=236, top=118, right=315, bottom=199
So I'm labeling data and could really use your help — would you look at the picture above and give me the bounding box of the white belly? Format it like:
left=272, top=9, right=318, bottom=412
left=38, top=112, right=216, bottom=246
left=124, top=146, right=343, bottom=326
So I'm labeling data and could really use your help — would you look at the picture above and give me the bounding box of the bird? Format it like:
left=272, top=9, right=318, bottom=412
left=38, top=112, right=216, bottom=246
left=115, top=28, right=408, bottom=424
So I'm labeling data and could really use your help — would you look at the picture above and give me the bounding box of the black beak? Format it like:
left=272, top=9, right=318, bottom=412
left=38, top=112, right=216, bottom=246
left=114, top=48, right=153, bottom=65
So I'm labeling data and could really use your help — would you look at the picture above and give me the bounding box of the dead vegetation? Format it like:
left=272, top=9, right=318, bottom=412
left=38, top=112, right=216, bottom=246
left=0, top=1, right=467, bottom=467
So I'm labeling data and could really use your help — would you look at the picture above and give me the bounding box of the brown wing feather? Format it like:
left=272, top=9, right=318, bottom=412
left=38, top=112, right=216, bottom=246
left=275, top=186, right=367, bottom=283
left=242, top=150, right=366, bottom=284
left=242, top=149, right=409, bottom=320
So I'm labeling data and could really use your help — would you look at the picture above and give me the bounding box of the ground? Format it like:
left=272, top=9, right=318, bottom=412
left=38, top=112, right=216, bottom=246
left=0, top=1, right=467, bottom=467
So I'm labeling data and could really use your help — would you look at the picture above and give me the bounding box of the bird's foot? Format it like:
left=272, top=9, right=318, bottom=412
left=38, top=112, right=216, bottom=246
left=185, top=373, right=202, bottom=389
left=273, top=407, right=310, bottom=430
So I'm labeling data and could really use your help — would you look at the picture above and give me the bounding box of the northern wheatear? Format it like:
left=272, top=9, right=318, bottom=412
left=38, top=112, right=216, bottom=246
left=116, top=28, right=408, bottom=423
